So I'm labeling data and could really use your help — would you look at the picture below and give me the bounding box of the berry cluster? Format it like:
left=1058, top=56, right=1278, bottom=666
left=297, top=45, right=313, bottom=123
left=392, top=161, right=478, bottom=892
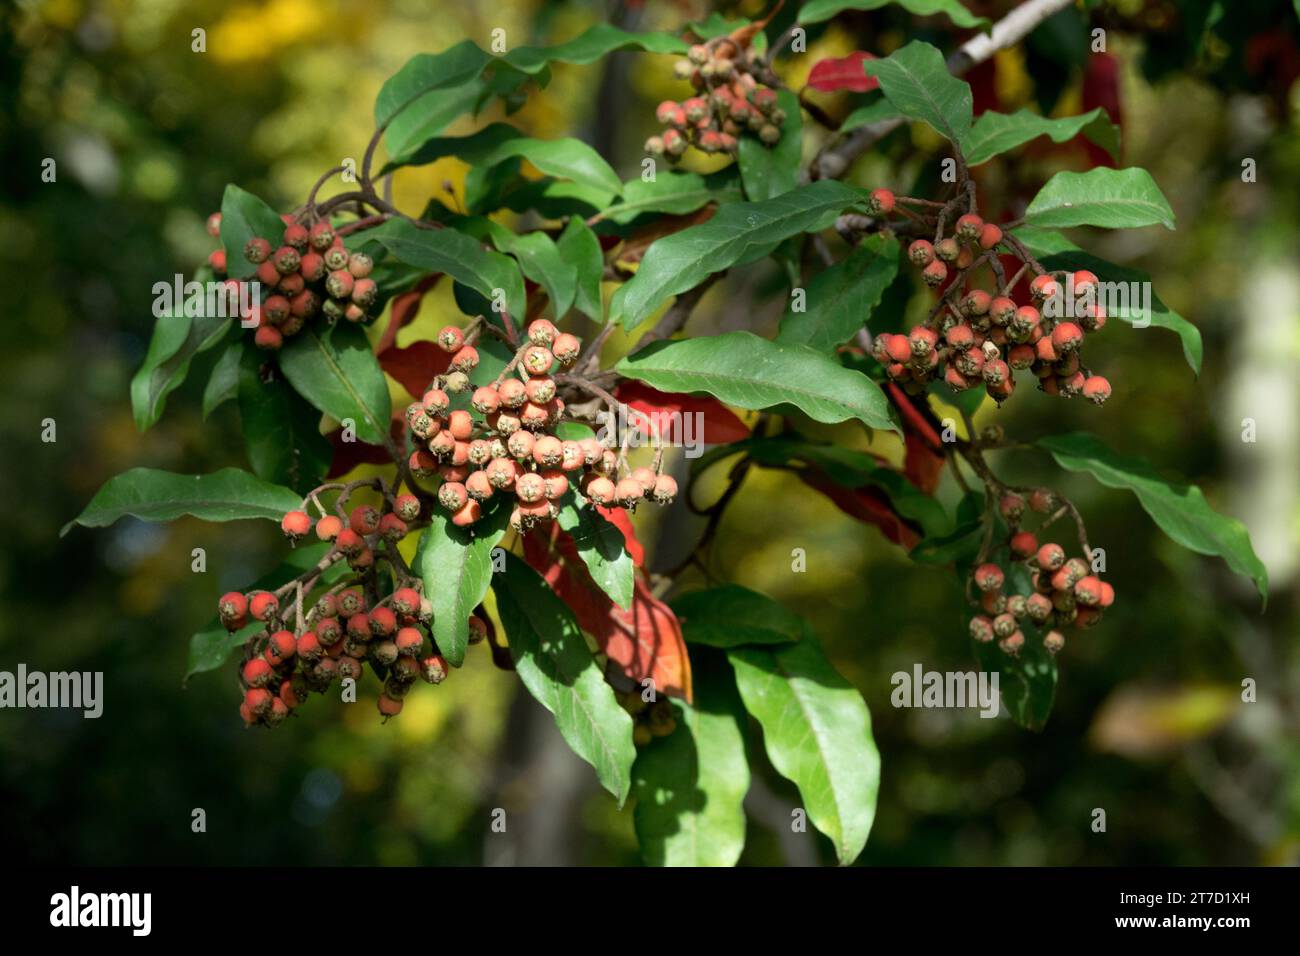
left=219, top=582, right=472, bottom=726
left=967, top=489, right=1115, bottom=657
left=866, top=190, right=1112, bottom=406
left=646, top=41, right=785, bottom=159
left=404, top=319, right=678, bottom=533
left=204, top=211, right=378, bottom=352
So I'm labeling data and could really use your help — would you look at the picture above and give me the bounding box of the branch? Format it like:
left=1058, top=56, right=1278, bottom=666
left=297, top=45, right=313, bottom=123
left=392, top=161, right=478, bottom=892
left=811, top=0, right=1074, bottom=180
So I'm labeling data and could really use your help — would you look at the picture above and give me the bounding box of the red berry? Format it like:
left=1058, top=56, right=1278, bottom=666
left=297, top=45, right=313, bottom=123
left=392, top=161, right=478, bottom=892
left=999, top=494, right=1025, bottom=522
left=1028, top=489, right=1056, bottom=514
left=1009, top=531, right=1038, bottom=559
left=248, top=591, right=279, bottom=622
left=395, top=627, right=423, bottom=657
left=244, top=687, right=272, bottom=718
left=527, top=319, right=558, bottom=346
left=419, top=655, right=448, bottom=685
left=297, top=631, right=322, bottom=662
left=977, top=223, right=1003, bottom=250
left=1036, top=543, right=1066, bottom=571
left=266, top=629, right=297, bottom=666
left=334, top=528, right=364, bottom=556
left=974, top=563, right=1005, bottom=592
left=313, top=515, right=342, bottom=542
left=869, top=188, right=895, bottom=215
left=451, top=345, right=479, bottom=372
left=370, top=607, right=398, bottom=637
left=553, top=333, right=582, bottom=366
left=281, top=510, right=311, bottom=540
left=1051, top=322, right=1084, bottom=353
left=451, top=499, right=482, bottom=527
left=615, top=478, right=645, bottom=508
left=955, top=213, right=983, bottom=242
left=206, top=212, right=223, bottom=237
left=922, top=260, right=947, bottom=288
left=1082, top=375, right=1111, bottom=405
left=908, top=239, right=935, bottom=266
left=652, top=474, right=678, bottom=505
left=389, top=589, right=419, bottom=618
left=349, top=505, right=380, bottom=535
left=283, top=223, right=309, bottom=251
left=218, top=591, right=248, bottom=624
left=242, top=657, right=274, bottom=688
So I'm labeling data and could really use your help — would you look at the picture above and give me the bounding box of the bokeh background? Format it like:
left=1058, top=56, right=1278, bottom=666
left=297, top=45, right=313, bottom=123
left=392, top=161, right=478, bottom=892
left=2, top=0, right=1298, bottom=866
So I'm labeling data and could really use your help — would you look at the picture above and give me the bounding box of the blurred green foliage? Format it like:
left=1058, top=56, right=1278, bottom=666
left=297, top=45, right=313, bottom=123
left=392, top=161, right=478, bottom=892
left=2, top=0, right=1298, bottom=866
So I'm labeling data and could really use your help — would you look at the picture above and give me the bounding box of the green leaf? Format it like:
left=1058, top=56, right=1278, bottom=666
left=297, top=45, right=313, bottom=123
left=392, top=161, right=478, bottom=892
left=1013, top=226, right=1202, bottom=374
left=737, top=89, right=803, bottom=202
left=671, top=585, right=803, bottom=648
left=219, top=184, right=286, bottom=279
left=237, top=349, right=331, bottom=495
left=961, top=107, right=1120, bottom=166
left=557, top=500, right=634, bottom=610
left=598, top=169, right=742, bottom=225
left=278, top=323, right=393, bottom=447
left=494, top=552, right=637, bottom=804
left=609, top=180, right=867, bottom=330
left=377, top=29, right=688, bottom=164
left=501, top=23, right=688, bottom=73
left=862, top=40, right=973, bottom=146
left=973, top=635, right=1057, bottom=729
left=617, top=331, right=897, bottom=432
left=185, top=543, right=347, bottom=682
left=375, top=41, right=496, bottom=157
left=201, top=339, right=243, bottom=420
left=384, top=123, right=622, bottom=202
left=729, top=633, right=879, bottom=865
left=131, top=269, right=232, bottom=431
left=840, top=96, right=903, bottom=132
left=1024, top=167, right=1175, bottom=230
left=777, top=235, right=899, bottom=352
left=483, top=220, right=576, bottom=319
left=63, top=468, right=300, bottom=536
left=556, top=217, right=604, bottom=321
left=1038, top=432, right=1268, bottom=604
left=415, top=503, right=510, bottom=667
left=909, top=519, right=982, bottom=564
left=799, top=0, right=989, bottom=29
left=633, top=648, right=749, bottom=866
left=360, top=217, right=527, bottom=323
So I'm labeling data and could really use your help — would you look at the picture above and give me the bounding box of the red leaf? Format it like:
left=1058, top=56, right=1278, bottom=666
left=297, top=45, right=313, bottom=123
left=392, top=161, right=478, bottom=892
left=325, top=416, right=404, bottom=478
left=522, top=525, right=692, bottom=702
left=378, top=341, right=451, bottom=399
left=800, top=468, right=921, bottom=550
left=613, top=381, right=751, bottom=446
left=807, top=52, right=879, bottom=93
left=1082, top=53, right=1122, bottom=169
left=594, top=506, right=646, bottom=568
left=884, top=382, right=946, bottom=494
left=967, top=58, right=1000, bottom=117
left=376, top=275, right=440, bottom=353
